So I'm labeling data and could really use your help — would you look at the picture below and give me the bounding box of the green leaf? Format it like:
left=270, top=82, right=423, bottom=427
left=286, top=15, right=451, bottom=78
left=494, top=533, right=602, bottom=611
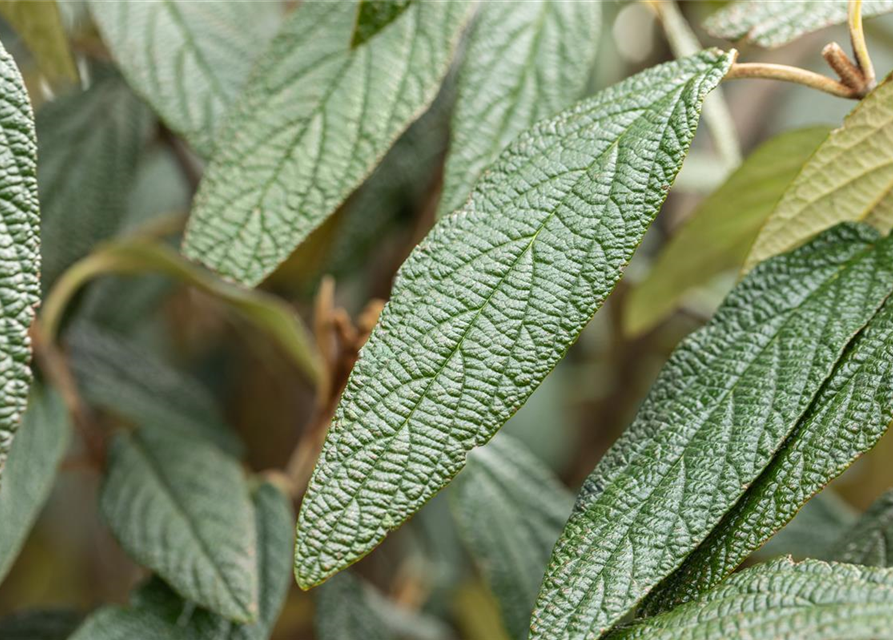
left=450, top=435, right=572, bottom=640
left=67, top=323, right=242, bottom=456
left=437, top=0, right=601, bottom=218
left=0, top=40, right=40, bottom=482
left=834, top=488, right=893, bottom=567
left=294, top=50, right=735, bottom=589
left=100, top=429, right=258, bottom=622
left=181, top=0, right=474, bottom=286
left=37, top=65, right=153, bottom=293
left=0, top=609, right=82, bottom=640
left=88, top=0, right=281, bottom=158
left=610, top=558, right=893, bottom=639
left=643, top=229, right=893, bottom=615
left=705, top=0, right=893, bottom=48
left=70, top=607, right=189, bottom=640
left=0, top=385, right=70, bottom=582
left=532, top=224, right=893, bottom=639
left=352, top=0, right=414, bottom=48
left=744, top=75, right=893, bottom=272
left=756, top=490, right=857, bottom=562
left=625, top=126, right=831, bottom=337
left=0, top=0, right=78, bottom=86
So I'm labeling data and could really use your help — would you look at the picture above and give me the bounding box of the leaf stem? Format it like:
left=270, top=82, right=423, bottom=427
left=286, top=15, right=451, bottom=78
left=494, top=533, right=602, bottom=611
left=849, top=0, right=877, bottom=91
left=724, top=62, right=861, bottom=99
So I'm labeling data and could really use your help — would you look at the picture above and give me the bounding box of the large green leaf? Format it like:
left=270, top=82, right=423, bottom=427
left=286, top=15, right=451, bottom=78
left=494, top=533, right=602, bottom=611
left=0, top=40, right=39, bottom=482
left=0, top=385, right=69, bottom=582
left=532, top=224, right=893, bottom=639
left=0, top=0, right=78, bottom=86
left=182, top=0, right=473, bottom=286
left=89, top=0, right=280, bottom=158
left=37, top=65, right=152, bottom=292
left=70, top=607, right=189, bottom=640
left=294, top=50, right=735, bottom=589
left=437, top=0, right=600, bottom=218
left=643, top=229, right=893, bottom=615
left=834, top=488, right=893, bottom=567
left=705, top=0, right=893, bottom=48
left=450, top=435, right=572, bottom=640
left=100, top=429, right=258, bottom=622
left=610, top=558, right=893, bottom=639
left=0, top=610, right=82, bottom=640
left=625, top=126, right=831, bottom=337
left=744, top=75, right=893, bottom=272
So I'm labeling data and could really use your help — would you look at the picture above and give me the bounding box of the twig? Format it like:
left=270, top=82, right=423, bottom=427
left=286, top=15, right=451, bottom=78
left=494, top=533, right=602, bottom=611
left=822, top=42, right=866, bottom=92
left=849, top=0, right=877, bottom=92
left=724, top=62, right=861, bottom=99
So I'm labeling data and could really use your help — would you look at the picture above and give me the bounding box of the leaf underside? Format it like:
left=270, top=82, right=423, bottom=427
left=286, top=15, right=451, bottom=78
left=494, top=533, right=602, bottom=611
left=294, top=50, right=734, bottom=589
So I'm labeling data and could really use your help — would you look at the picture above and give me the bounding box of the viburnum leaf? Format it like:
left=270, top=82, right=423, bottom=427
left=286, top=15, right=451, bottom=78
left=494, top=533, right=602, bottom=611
left=0, top=385, right=69, bottom=582
left=610, top=558, right=893, bottom=639
left=0, top=0, right=78, bottom=87
left=294, top=50, right=735, bottom=589
left=744, top=75, right=893, bottom=272
left=69, top=607, right=190, bottom=640
left=100, top=429, right=258, bottom=622
left=532, top=224, right=893, bottom=639
left=450, top=435, right=572, bottom=640
left=705, top=0, right=893, bottom=48
left=437, top=0, right=601, bottom=218
left=88, top=0, right=281, bottom=158
left=0, top=40, right=40, bottom=482
left=0, top=610, right=83, bottom=640
left=834, top=488, right=893, bottom=567
left=181, top=0, right=474, bottom=286
left=625, top=126, right=830, bottom=337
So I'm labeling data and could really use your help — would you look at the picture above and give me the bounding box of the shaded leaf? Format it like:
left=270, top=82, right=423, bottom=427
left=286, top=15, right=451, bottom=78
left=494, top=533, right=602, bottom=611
left=0, top=40, right=39, bottom=482
left=705, top=0, right=893, bottom=48
left=611, top=558, right=893, bottom=639
left=295, top=50, right=734, bottom=589
left=532, top=224, right=893, bottom=639
left=437, top=0, right=600, bottom=218
left=89, top=0, right=280, bottom=157
left=450, top=435, right=572, bottom=640
left=835, top=488, right=893, bottom=567
left=70, top=607, right=189, bottom=640
left=0, top=385, right=70, bottom=582
left=0, top=609, right=82, bottom=640
left=352, top=0, right=414, bottom=48
left=100, top=429, right=258, bottom=622
left=744, top=75, right=893, bottom=272
left=757, top=490, right=857, bottom=562
left=182, top=0, right=474, bottom=286
left=625, top=127, right=831, bottom=337
left=0, top=0, right=78, bottom=86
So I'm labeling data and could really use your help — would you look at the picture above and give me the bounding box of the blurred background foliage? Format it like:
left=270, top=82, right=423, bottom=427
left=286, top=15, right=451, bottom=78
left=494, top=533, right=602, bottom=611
left=4, top=1, right=893, bottom=638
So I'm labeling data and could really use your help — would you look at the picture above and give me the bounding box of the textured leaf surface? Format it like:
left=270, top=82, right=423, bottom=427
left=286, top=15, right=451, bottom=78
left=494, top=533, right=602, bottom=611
left=532, top=224, right=893, bottom=639
left=745, top=76, right=893, bottom=271
left=0, top=0, right=78, bottom=86
left=0, top=40, right=39, bottom=482
left=70, top=607, right=189, bottom=640
left=610, top=558, right=893, bottom=639
left=835, top=488, right=893, bottom=567
left=89, top=0, right=280, bottom=157
left=294, top=50, right=735, bottom=589
left=315, top=573, right=394, bottom=640
left=0, top=385, right=69, bottom=582
left=182, top=0, right=473, bottom=286
left=100, top=429, right=258, bottom=622
left=37, top=65, right=152, bottom=292
left=0, top=609, right=83, bottom=640
left=450, top=435, right=572, bottom=640
left=645, top=229, right=893, bottom=614
left=705, top=0, right=893, bottom=48
left=437, top=0, right=600, bottom=218
left=756, top=490, right=856, bottom=562
left=67, top=323, right=242, bottom=455
left=625, top=127, right=830, bottom=337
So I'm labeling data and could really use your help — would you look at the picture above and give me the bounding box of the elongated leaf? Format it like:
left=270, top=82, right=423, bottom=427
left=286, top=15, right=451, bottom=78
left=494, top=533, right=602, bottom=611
left=450, top=435, right=572, bottom=640
left=644, top=230, right=893, bottom=614
left=532, top=224, right=893, bottom=639
left=0, top=40, right=39, bottom=481
left=835, top=488, right=893, bottom=567
left=705, top=0, right=893, bottom=48
left=294, top=50, right=735, bottom=589
left=744, top=76, right=893, bottom=272
left=0, top=609, right=82, bottom=640
left=625, top=127, right=831, bottom=337
left=182, top=0, right=473, bottom=286
left=756, top=490, right=856, bottom=561
left=100, top=429, right=258, bottom=622
left=38, top=65, right=152, bottom=292
left=437, top=0, right=600, bottom=218
left=70, top=607, right=189, bottom=640
left=0, top=385, right=69, bottom=582
left=610, top=558, right=893, bottom=639
left=89, top=0, right=280, bottom=157
left=0, top=0, right=78, bottom=86
left=67, top=323, right=242, bottom=455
